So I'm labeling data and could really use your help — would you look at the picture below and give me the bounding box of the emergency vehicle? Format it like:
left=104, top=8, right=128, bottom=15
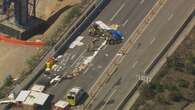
left=65, top=87, right=85, bottom=106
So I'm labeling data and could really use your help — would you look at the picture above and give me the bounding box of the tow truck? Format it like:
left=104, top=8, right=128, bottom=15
left=88, top=20, right=124, bottom=44
left=45, top=57, right=56, bottom=72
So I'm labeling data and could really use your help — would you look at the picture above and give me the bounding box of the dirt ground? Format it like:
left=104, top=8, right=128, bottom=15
left=0, top=0, right=81, bottom=84
left=35, top=0, right=81, bottom=20
left=184, top=102, right=195, bottom=110
left=0, top=42, right=37, bottom=83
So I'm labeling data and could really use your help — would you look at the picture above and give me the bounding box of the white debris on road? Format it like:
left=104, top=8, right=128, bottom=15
left=56, top=55, right=63, bottom=60
left=69, top=36, right=84, bottom=48
left=83, top=40, right=107, bottom=65
left=52, top=64, right=62, bottom=72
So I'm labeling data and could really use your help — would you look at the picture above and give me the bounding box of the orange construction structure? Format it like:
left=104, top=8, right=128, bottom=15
left=0, top=34, right=47, bottom=46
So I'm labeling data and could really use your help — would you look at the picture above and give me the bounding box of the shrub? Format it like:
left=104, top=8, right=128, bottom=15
left=167, top=55, right=184, bottom=71
left=65, top=6, right=81, bottom=24
left=0, top=89, right=5, bottom=99
left=149, top=82, right=164, bottom=93
left=185, top=64, right=195, bottom=75
left=187, top=52, right=195, bottom=64
left=169, top=91, right=182, bottom=102
left=26, top=55, right=40, bottom=70
left=177, top=79, right=189, bottom=88
left=156, top=94, right=170, bottom=104
left=193, top=80, right=195, bottom=89
left=164, top=83, right=178, bottom=92
left=140, top=84, right=156, bottom=100
left=4, top=75, right=13, bottom=87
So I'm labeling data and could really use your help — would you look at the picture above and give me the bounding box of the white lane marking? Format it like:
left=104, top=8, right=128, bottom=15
left=110, top=3, right=126, bottom=21
left=70, top=54, right=76, bottom=60
left=83, top=64, right=92, bottom=75
left=83, top=66, right=90, bottom=75
left=69, top=36, right=84, bottom=48
left=140, top=0, right=145, bottom=4
left=75, top=57, right=83, bottom=67
left=63, top=53, right=71, bottom=66
left=71, top=50, right=86, bottom=67
left=144, top=38, right=166, bottom=74
left=105, top=53, right=109, bottom=57
left=116, top=53, right=123, bottom=56
left=61, top=53, right=69, bottom=61
left=150, top=37, right=156, bottom=44
left=100, top=89, right=117, bottom=110
left=60, top=53, right=69, bottom=64
left=168, top=14, right=173, bottom=21
left=122, top=19, right=129, bottom=27
left=101, top=44, right=108, bottom=50
left=132, top=61, right=138, bottom=68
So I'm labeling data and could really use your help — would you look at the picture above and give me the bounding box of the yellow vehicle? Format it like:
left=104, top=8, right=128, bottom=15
left=65, top=87, right=85, bottom=106
left=45, top=57, right=55, bottom=71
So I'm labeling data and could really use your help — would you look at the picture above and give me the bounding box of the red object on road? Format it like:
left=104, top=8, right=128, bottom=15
left=0, top=34, right=47, bottom=46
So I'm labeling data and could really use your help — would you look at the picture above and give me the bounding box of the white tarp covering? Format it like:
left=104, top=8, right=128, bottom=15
left=15, top=90, right=30, bottom=102
left=31, top=84, right=45, bottom=92
left=15, top=90, right=50, bottom=106
left=69, top=36, right=84, bottom=48
left=95, top=20, right=113, bottom=30
left=23, top=91, right=49, bottom=105
left=55, top=100, right=69, bottom=108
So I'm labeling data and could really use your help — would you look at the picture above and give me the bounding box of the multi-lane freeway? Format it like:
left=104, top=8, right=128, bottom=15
left=32, top=0, right=195, bottom=110
left=86, top=0, right=195, bottom=110
left=34, top=0, right=156, bottom=105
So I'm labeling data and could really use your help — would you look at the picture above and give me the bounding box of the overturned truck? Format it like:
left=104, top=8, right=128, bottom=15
left=88, top=20, right=124, bottom=44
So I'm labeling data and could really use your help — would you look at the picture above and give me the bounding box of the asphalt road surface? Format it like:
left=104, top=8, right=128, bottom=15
left=87, top=0, right=195, bottom=110
left=35, top=0, right=156, bottom=106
